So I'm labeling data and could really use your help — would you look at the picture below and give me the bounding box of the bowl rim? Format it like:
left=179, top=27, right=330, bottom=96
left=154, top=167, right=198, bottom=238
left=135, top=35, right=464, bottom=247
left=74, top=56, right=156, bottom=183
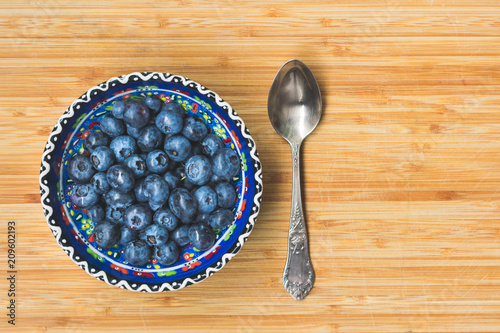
left=39, top=71, right=263, bottom=292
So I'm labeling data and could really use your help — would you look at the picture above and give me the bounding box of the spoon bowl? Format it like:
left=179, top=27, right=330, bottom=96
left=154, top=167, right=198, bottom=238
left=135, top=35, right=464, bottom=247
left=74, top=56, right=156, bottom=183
left=268, top=60, right=322, bottom=144
left=268, top=59, right=322, bottom=300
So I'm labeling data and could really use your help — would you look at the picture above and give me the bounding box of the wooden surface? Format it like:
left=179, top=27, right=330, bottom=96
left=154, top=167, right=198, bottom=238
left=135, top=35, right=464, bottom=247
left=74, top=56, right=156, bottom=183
left=1, top=0, right=500, bottom=332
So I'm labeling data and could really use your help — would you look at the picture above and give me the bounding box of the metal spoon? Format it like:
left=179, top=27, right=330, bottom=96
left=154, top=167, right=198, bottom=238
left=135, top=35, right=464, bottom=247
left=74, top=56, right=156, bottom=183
left=268, top=59, right=322, bottom=300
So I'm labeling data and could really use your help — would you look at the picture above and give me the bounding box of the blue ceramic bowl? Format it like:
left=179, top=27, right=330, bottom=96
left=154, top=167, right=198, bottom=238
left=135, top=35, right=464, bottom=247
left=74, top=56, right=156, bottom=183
left=39, top=72, right=262, bottom=292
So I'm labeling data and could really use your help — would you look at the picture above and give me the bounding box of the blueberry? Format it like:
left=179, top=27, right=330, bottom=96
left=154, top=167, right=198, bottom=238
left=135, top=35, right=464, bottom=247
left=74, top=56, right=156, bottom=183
left=111, top=99, right=128, bottom=119
left=153, top=207, right=178, bottom=231
left=194, top=186, right=217, bottom=213
left=100, top=116, right=126, bottom=138
left=90, top=172, right=110, bottom=194
left=208, top=208, right=233, bottom=229
left=144, top=95, right=163, bottom=114
left=124, top=154, right=147, bottom=179
left=188, top=223, right=216, bottom=251
left=68, top=154, right=95, bottom=184
left=126, top=123, right=142, bottom=139
left=169, top=188, right=198, bottom=223
left=143, top=174, right=169, bottom=205
left=201, top=134, right=223, bottom=157
left=148, top=200, right=164, bottom=212
left=171, top=225, right=190, bottom=246
left=211, top=148, right=240, bottom=180
left=69, top=184, right=99, bottom=208
left=182, top=116, right=208, bottom=142
left=90, top=146, right=115, bottom=172
left=140, top=224, right=169, bottom=247
left=84, top=131, right=110, bottom=153
left=215, top=182, right=237, bottom=208
left=123, top=203, right=153, bottom=231
left=123, top=239, right=152, bottom=266
left=185, top=155, right=212, bottom=186
left=105, top=206, right=125, bottom=226
left=119, top=227, right=140, bottom=246
left=155, top=103, right=185, bottom=135
left=155, top=240, right=180, bottom=265
left=93, top=221, right=121, bottom=248
left=195, top=212, right=210, bottom=224
left=146, top=150, right=170, bottom=174
left=133, top=177, right=148, bottom=203
left=106, top=164, right=135, bottom=193
left=104, top=189, right=135, bottom=209
left=110, top=135, right=137, bottom=162
left=123, top=100, right=150, bottom=129
left=137, top=125, right=163, bottom=152
left=87, top=204, right=105, bottom=223
left=163, top=171, right=180, bottom=190
left=164, top=135, right=191, bottom=162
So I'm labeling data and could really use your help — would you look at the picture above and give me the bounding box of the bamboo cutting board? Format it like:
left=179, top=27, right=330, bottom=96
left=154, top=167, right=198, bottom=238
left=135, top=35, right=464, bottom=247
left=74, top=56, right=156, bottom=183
left=1, top=0, right=500, bottom=332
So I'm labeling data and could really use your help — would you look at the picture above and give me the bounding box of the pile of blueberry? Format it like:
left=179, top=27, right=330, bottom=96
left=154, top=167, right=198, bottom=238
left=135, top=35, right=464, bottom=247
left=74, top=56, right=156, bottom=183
left=67, top=95, right=241, bottom=267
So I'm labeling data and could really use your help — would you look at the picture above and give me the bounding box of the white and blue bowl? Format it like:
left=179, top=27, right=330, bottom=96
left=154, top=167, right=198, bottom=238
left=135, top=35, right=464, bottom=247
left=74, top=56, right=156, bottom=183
left=39, top=72, right=263, bottom=292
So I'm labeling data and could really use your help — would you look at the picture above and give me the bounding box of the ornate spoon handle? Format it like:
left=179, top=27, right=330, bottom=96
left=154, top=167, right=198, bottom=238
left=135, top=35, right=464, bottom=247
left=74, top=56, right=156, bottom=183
left=283, top=142, right=315, bottom=300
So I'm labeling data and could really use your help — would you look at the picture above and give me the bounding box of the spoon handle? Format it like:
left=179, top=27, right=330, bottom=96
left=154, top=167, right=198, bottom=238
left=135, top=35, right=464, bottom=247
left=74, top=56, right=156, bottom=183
left=283, top=142, right=315, bottom=300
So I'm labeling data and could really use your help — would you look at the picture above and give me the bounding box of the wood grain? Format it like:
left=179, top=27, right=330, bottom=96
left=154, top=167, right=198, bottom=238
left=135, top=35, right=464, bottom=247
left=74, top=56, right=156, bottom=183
left=1, top=0, right=500, bottom=331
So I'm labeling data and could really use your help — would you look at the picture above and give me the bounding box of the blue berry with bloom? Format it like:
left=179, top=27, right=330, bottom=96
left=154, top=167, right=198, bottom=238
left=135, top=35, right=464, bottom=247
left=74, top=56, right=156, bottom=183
left=70, top=184, right=99, bottom=208
left=215, top=182, right=237, bottom=208
left=194, top=185, right=217, bottom=213
left=188, top=223, right=216, bottom=251
left=123, top=100, right=150, bottom=129
left=211, top=148, right=240, bottom=180
left=90, top=172, right=110, bottom=194
left=90, top=146, right=115, bottom=172
left=169, top=188, right=198, bottom=222
left=201, top=133, right=223, bottom=157
left=84, top=131, right=110, bottom=153
left=155, top=103, right=185, bottom=135
left=164, top=135, right=191, bottom=162
left=93, top=221, right=121, bottom=248
left=87, top=204, right=105, bottom=223
left=137, top=125, right=163, bottom=152
left=123, top=203, right=153, bottom=232
left=208, top=208, right=234, bottom=229
left=153, top=207, right=179, bottom=231
left=124, top=154, right=147, bottom=179
left=182, top=116, right=208, bottom=142
left=110, top=135, right=137, bottom=162
left=141, top=224, right=170, bottom=247
left=171, top=225, right=190, bottom=247
left=68, top=154, right=95, bottom=184
left=143, top=174, right=169, bottom=206
left=144, top=95, right=163, bottom=115
left=105, top=206, right=125, bottom=226
left=106, top=164, right=135, bottom=193
left=100, top=116, right=125, bottom=138
left=146, top=150, right=170, bottom=174
left=123, top=239, right=152, bottom=266
left=185, top=155, right=212, bottom=186
left=155, top=240, right=180, bottom=265
left=111, top=99, right=128, bottom=119
left=104, top=189, right=135, bottom=209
